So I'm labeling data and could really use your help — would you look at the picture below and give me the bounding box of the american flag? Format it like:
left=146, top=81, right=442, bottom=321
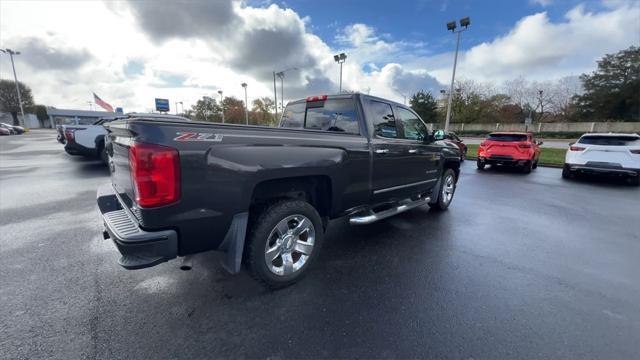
left=93, top=93, right=114, bottom=112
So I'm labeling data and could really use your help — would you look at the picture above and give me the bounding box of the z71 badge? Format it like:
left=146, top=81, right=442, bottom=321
left=174, top=132, right=223, bottom=142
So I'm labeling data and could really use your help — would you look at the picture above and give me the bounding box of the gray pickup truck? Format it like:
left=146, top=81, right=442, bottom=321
left=97, top=93, right=461, bottom=287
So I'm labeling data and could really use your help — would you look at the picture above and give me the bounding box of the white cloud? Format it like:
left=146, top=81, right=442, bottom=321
left=423, top=1, right=640, bottom=84
left=530, top=0, right=553, bottom=7
left=0, top=0, right=638, bottom=112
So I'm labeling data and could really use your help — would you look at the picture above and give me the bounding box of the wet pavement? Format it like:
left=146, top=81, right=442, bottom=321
left=1, top=130, right=639, bottom=359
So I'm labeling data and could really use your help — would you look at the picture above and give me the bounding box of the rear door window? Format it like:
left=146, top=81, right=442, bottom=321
left=280, top=99, right=359, bottom=134
left=578, top=135, right=640, bottom=146
left=280, top=102, right=305, bottom=129
left=369, top=101, right=397, bottom=138
left=305, top=99, right=359, bottom=134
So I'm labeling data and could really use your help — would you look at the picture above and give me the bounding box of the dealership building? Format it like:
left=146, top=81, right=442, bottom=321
left=46, top=108, right=121, bottom=128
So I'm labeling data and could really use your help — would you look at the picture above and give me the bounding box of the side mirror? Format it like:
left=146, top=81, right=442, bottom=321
left=433, top=130, right=445, bottom=141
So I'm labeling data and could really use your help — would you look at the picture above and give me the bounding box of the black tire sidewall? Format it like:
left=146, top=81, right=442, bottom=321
left=247, top=199, right=323, bottom=288
left=477, top=159, right=485, bottom=170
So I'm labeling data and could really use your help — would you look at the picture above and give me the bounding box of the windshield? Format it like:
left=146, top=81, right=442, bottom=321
left=578, top=135, right=640, bottom=146
left=487, top=134, right=528, bottom=142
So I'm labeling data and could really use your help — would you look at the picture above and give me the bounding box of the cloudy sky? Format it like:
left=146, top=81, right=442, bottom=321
left=1, top=0, right=638, bottom=113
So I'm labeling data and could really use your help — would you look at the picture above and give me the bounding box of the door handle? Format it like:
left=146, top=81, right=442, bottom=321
left=408, top=149, right=418, bottom=154
left=375, top=149, right=389, bottom=154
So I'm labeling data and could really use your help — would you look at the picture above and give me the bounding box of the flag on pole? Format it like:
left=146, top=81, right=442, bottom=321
left=93, top=93, right=114, bottom=112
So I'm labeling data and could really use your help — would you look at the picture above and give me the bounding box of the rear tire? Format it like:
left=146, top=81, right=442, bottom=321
left=429, top=169, right=457, bottom=211
left=522, top=161, right=532, bottom=174
left=476, top=159, right=485, bottom=170
left=532, top=160, right=538, bottom=169
left=246, top=199, right=323, bottom=289
left=99, top=145, right=108, bottom=164
left=562, top=164, right=573, bottom=179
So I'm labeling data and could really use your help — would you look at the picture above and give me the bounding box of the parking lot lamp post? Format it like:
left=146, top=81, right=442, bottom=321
left=273, top=71, right=278, bottom=121
left=444, top=17, right=470, bottom=132
left=0, top=49, right=26, bottom=126
left=333, top=53, right=347, bottom=92
left=275, top=68, right=297, bottom=113
left=241, top=83, right=248, bottom=125
left=218, top=90, right=225, bottom=123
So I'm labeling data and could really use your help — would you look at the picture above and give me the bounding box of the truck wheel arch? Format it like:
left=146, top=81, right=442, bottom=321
left=249, top=176, right=333, bottom=220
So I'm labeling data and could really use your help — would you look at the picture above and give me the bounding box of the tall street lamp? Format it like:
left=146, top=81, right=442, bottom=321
left=333, top=53, right=347, bottom=92
left=273, top=71, right=278, bottom=121
left=241, top=83, right=248, bottom=125
left=444, top=17, right=470, bottom=132
left=217, top=90, right=225, bottom=123
left=275, top=67, right=297, bottom=112
left=0, top=48, right=26, bottom=126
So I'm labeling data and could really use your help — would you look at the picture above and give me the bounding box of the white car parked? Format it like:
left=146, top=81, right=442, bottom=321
left=563, top=133, right=640, bottom=185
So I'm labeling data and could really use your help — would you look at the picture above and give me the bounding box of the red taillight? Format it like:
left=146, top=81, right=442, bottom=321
left=129, top=142, right=180, bottom=208
left=64, top=129, right=75, bottom=142
left=518, top=144, right=532, bottom=149
left=569, top=145, right=585, bottom=151
left=306, top=95, right=328, bottom=102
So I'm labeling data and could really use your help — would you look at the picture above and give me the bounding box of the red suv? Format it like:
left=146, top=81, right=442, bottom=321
left=477, top=132, right=542, bottom=173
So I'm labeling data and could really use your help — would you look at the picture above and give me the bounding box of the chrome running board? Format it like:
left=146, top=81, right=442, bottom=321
left=349, top=196, right=431, bottom=225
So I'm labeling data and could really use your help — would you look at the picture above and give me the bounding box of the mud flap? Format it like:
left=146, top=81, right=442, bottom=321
left=218, top=212, right=249, bottom=274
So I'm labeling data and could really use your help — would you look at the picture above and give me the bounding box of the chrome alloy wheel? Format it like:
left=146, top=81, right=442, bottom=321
left=442, top=173, right=455, bottom=205
left=264, top=214, right=315, bottom=276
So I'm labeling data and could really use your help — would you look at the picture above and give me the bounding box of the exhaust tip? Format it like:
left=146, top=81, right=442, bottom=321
left=180, top=264, right=192, bottom=271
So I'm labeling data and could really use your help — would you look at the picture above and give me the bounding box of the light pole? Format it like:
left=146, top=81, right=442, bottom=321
left=275, top=68, right=297, bottom=112
left=444, top=17, right=470, bottom=132
left=241, top=83, right=248, bottom=125
left=333, top=53, right=347, bottom=92
left=217, top=90, right=225, bottom=123
left=273, top=71, right=278, bottom=121
left=0, top=49, right=26, bottom=126
left=87, top=101, right=94, bottom=111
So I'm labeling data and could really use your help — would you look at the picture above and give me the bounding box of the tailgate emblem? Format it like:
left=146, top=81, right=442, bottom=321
left=174, top=132, right=223, bottom=142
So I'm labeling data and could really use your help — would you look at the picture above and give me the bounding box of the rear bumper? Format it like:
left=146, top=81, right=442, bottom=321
left=479, top=155, right=531, bottom=165
left=565, top=163, right=640, bottom=177
left=97, top=183, right=177, bottom=269
left=65, top=142, right=97, bottom=157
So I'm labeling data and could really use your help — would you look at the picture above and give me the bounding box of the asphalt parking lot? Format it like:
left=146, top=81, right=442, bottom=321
left=1, top=130, right=639, bottom=359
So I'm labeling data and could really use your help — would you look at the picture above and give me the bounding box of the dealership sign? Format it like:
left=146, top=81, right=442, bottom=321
left=155, top=98, right=170, bottom=112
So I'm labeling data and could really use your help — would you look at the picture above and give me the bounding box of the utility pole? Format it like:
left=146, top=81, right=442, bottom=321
left=1, top=49, right=26, bottom=126
left=217, top=90, right=225, bottom=123
left=273, top=71, right=278, bottom=121
left=241, top=83, right=248, bottom=125
left=444, top=17, right=470, bottom=132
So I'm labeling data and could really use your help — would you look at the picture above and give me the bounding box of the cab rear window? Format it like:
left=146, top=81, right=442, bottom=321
left=578, top=135, right=640, bottom=146
left=487, top=134, right=528, bottom=142
left=280, top=98, right=359, bottom=135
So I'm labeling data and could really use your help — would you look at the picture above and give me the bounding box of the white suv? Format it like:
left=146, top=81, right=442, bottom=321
left=563, top=133, right=640, bottom=185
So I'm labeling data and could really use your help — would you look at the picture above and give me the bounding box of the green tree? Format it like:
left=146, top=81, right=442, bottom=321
left=0, top=79, right=35, bottom=125
left=409, top=90, right=439, bottom=123
left=27, top=104, right=49, bottom=127
left=222, top=96, right=245, bottom=124
left=251, top=97, right=276, bottom=126
left=574, top=46, right=640, bottom=121
left=189, top=96, right=221, bottom=122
